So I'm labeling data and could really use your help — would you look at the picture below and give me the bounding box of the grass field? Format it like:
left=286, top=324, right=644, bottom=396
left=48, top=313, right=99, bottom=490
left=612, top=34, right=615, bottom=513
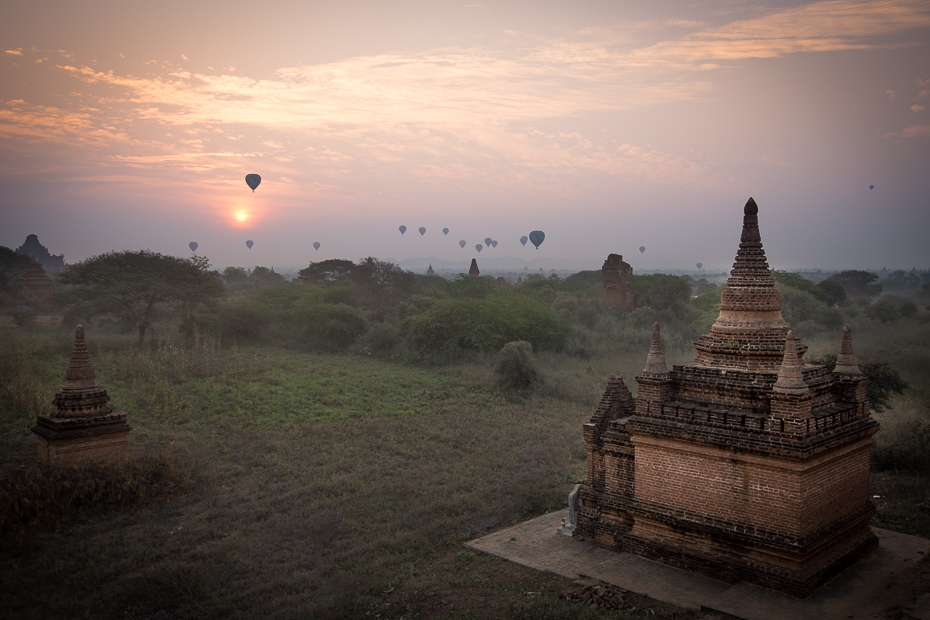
left=1, top=318, right=928, bottom=619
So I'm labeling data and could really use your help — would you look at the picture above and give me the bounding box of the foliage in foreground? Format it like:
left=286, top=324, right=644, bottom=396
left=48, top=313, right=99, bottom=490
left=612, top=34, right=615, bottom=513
left=495, top=340, right=542, bottom=390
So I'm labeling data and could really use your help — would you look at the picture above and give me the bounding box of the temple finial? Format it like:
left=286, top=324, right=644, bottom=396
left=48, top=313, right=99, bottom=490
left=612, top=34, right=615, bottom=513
left=642, top=323, right=669, bottom=375
left=833, top=325, right=860, bottom=376
left=63, top=324, right=98, bottom=389
left=774, top=330, right=808, bottom=394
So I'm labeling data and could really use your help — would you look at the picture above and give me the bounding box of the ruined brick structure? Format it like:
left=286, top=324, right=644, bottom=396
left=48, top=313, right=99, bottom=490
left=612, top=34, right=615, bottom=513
left=15, top=257, right=56, bottom=305
left=15, top=233, right=65, bottom=273
left=577, top=198, right=877, bottom=597
left=602, top=254, right=634, bottom=310
left=32, top=326, right=131, bottom=463
left=469, top=258, right=480, bottom=277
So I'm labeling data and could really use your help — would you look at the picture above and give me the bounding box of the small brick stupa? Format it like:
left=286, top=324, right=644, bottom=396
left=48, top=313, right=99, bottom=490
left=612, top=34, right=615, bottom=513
left=578, top=198, right=877, bottom=597
left=32, top=326, right=131, bottom=463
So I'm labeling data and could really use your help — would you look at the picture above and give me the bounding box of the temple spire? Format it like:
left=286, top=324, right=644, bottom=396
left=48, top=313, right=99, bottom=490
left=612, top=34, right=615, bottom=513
left=773, top=331, right=808, bottom=394
left=52, top=325, right=111, bottom=417
left=642, top=323, right=669, bottom=375
left=833, top=325, right=861, bottom=376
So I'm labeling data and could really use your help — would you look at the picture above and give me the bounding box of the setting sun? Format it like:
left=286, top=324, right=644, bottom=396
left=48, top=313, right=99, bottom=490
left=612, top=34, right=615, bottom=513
left=236, top=213, right=247, bottom=222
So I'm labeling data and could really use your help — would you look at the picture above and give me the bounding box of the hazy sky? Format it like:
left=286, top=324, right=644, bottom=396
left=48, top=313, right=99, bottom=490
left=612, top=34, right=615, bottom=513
left=2, top=0, right=929, bottom=272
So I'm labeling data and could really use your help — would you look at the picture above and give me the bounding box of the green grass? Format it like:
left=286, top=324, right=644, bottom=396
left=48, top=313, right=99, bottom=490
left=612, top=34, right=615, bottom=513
left=1, top=315, right=928, bottom=619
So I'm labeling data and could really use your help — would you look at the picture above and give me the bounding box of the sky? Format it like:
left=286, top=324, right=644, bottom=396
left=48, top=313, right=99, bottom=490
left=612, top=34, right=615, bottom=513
left=1, top=0, right=929, bottom=273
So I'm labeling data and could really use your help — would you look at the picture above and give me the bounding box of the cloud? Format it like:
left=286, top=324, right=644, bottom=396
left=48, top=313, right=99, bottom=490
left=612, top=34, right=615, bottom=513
left=883, top=124, right=930, bottom=138
left=912, top=105, right=925, bottom=112
left=4, top=49, right=23, bottom=56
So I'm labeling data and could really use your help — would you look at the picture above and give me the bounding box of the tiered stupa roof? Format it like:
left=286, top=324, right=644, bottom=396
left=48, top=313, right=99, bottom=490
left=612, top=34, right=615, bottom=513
left=51, top=325, right=112, bottom=417
left=693, top=197, right=800, bottom=371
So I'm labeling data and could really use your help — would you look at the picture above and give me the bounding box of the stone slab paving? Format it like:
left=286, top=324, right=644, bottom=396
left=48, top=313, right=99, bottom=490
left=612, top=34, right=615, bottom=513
left=465, top=508, right=930, bottom=620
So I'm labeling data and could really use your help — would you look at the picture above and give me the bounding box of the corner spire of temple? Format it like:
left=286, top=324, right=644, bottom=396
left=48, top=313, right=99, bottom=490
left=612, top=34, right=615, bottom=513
left=773, top=330, right=809, bottom=394
left=52, top=325, right=112, bottom=417
left=833, top=324, right=861, bottom=376
left=642, top=323, right=669, bottom=375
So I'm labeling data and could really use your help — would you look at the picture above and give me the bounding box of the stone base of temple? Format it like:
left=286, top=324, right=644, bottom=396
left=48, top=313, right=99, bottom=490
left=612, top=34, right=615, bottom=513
left=32, top=413, right=131, bottom=464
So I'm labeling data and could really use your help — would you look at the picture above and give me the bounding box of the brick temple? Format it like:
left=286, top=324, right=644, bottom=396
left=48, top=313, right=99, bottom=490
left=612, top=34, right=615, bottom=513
left=32, top=325, right=131, bottom=463
left=602, top=253, right=634, bottom=310
left=577, top=198, right=877, bottom=597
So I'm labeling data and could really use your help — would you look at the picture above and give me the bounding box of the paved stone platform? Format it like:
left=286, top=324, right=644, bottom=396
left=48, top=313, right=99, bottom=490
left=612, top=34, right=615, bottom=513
left=466, top=509, right=930, bottom=620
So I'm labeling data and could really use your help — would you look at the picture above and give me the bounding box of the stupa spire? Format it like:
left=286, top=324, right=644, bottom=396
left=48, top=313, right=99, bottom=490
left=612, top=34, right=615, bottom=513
left=693, top=198, right=800, bottom=371
left=52, top=325, right=112, bottom=417
left=773, top=331, right=808, bottom=394
left=833, top=324, right=860, bottom=375
left=642, top=323, right=669, bottom=375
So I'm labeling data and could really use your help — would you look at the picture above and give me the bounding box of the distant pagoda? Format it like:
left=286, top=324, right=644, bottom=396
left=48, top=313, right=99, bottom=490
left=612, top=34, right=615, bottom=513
left=32, top=326, right=131, bottom=463
left=15, top=234, right=65, bottom=273
left=578, top=198, right=877, bottom=597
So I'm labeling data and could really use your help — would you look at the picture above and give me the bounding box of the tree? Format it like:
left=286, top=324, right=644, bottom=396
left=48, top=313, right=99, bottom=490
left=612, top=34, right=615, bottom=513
left=296, top=259, right=358, bottom=286
left=0, top=246, right=31, bottom=299
left=58, top=250, right=224, bottom=344
left=826, top=270, right=881, bottom=299
left=354, top=257, right=416, bottom=322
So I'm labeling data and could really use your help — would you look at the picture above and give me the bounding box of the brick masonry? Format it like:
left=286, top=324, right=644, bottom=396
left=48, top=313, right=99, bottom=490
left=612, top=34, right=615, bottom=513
left=578, top=198, right=878, bottom=597
left=32, top=325, right=131, bottom=464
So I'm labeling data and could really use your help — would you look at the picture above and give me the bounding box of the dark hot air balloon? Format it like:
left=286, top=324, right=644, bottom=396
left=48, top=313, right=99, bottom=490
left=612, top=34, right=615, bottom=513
left=475, top=244, right=483, bottom=252
left=696, top=262, right=702, bottom=269
left=246, top=240, right=254, bottom=250
left=419, top=227, right=426, bottom=236
left=520, top=236, right=528, bottom=246
left=245, top=174, right=261, bottom=192
left=313, top=242, right=321, bottom=251
left=484, top=237, right=492, bottom=246
left=869, top=185, right=874, bottom=190
left=399, top=225, right=407, bottom=235
left=459, top=240, right=466, bottom=249
left=639, top=246, right=645, bottom=254
left=189, top=242, right=198, bottom=253
left=529, top=230, right=545, bottom=250
left=491, top=240, right=498, bottom=248
left=442, top=228, right=449, bottom=235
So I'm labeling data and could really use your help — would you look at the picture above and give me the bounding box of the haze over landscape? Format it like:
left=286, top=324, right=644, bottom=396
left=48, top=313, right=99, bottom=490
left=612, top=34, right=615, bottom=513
left=2, top=0, right=929, bottom=272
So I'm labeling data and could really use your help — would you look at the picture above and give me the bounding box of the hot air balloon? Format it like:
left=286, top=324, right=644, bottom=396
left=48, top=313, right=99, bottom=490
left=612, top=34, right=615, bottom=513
left=475, top=244, right=483, bottom=252
left=313, top=242, right=321, bottom=251
left=459, top=240, right=466, bottom=249
left=491, top=240, right=498, bottom=248
left=484, top=237, right=492, bottom=246
left=245, top=174, right=261, bottom=192
left=869, top=185, right=874, bottom=190
left=246, top=240, right=254, bottom=250
left=189, top=242, right=198, bottom=253
left=419, top=227, right=426, bottom=236
left=696, top=262, right=703, bottom=269
left=399, top=225, right=407, bottom=235
left=529, top=231, right=545, bottom=250
left=442, top=228, right=449, bottom=235
left=639, top=246, right=645, bottom=254
left=520, top=236, right=528, bottom=246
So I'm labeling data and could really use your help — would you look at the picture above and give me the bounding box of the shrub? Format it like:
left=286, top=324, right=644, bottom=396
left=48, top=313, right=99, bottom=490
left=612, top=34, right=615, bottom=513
left=403, top=293, right=570, bottom=358
left=494, top=341, right=541, bottom=389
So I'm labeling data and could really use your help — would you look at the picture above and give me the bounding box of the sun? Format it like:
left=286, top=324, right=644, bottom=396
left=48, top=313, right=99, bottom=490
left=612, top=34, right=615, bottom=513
left=236, top=212, right=248, bottom=222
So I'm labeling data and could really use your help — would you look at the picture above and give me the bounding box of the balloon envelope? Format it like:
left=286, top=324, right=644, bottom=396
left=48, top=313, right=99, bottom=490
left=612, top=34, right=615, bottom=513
left=491, top=240, right=498, bottom=248
left=399, top=225, right=407, bottom=235
left=419, top=227, right=426, bottom=236
left=475, top=244, right=483, bottom=252
left=639, top=246, right=645, bottom=254
left=696, top=262, right=702, bottom=269
left=245, top=174, right=261, bottom=192
left=189, top=241, right=198, bottom=252
left=484, top=237, right=492, bottom=246
left=459, top=240, right=466, bottom=248
left=869, top=185, right=874, bottom=190
left=529, top=230, right=545, bottom=249
left=520, top=235, right=528, bottom=246
left=313, top=242, right=321, bottom=251
left=246, top=240, right=253, bottom=249
left=442, top=228, right=449, bottom=235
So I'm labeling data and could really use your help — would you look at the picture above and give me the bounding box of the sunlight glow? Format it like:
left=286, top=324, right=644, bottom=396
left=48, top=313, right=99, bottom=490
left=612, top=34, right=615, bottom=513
left=236, top=212, right=247, bottom=221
